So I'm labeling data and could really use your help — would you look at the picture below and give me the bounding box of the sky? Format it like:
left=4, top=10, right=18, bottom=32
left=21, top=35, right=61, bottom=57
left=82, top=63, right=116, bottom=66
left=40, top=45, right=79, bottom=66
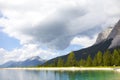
left=0, top=0, right=120, bottom=64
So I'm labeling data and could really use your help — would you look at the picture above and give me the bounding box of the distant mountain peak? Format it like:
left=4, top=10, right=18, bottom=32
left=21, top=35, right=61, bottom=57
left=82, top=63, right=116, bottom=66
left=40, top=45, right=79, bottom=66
left=95, top=19, right=120, bottom=49
left=108, top=20, right=120, bottom=39
left=107, top=20, right=120, bottom=48
left=0, top=56, right=46, bottom=67
left=95, top=27, right=113, bottom=44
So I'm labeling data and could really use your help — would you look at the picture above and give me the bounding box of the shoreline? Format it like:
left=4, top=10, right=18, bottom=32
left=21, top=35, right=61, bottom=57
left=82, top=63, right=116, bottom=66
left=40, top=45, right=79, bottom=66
left=0, top=67, right=117, bottom=71
left=1, top=67, right=120, bottom=72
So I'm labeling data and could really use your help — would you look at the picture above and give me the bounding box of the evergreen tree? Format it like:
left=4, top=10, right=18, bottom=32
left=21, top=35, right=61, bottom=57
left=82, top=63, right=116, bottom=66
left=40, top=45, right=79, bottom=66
left=93, top=55, right=97, bottom=66
left=50, top=60, right=57, bottom=67
left=96, top=51, right=103, bottom=66
left=74, top=61, right=79, bottom=67
left=86, top=55, right=92, bottom=66
left=57, top=58, right=64, bottom=67
left=117, top=48, right=120, bottom=54
left=79, top=59, right=86, bottom=66
left=112, top=49, right=120, bottom=66
left=103, top=50, right=111, bottom=66
left=66, top=52, right=76, bottom=66
left=118, top=48, right=120, bottom=65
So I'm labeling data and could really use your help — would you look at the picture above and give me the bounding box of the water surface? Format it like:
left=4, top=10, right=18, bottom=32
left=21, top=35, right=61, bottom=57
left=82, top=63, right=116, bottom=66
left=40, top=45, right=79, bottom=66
left=0, top=69, right=120, bottom=80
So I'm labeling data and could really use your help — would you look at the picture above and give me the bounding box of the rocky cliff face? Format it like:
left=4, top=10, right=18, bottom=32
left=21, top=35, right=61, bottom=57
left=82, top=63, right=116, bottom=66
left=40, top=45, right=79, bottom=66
left=95, top=27, right=113, bottom=44
left=95, top=20, right=120, bottom=48
left=95, top=20, right=120, bottom=49
left=108, top=20, right=120, bottom=48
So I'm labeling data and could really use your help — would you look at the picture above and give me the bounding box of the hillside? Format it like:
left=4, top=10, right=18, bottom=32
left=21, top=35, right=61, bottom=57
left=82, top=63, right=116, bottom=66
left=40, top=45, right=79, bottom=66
left=44, top=20, right=120, bottom=66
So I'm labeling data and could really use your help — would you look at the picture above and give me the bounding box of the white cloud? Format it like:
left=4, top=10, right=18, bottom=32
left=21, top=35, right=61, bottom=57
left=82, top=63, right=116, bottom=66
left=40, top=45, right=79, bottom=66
left=0, top=0, right=120, bottom=62
left=0, top=0, right=120, bottom=49
left=0, top=44, right=58, bottom=64
left=0, top=0, right=119, bottom=49
left=71, top=35, right=97, bottom=48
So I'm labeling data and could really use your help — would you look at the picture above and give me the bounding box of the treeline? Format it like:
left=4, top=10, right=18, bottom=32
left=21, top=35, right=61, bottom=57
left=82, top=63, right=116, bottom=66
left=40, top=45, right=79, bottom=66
left=43, top=49, right=120, bottom=67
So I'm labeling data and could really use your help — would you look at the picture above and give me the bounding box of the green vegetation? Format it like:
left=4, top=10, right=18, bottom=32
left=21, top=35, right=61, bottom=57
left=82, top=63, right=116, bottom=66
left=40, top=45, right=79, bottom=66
left=96, top=51, right=103, bottom=66
left=66, top=52, right=76, bottom=66
left=43, top=49, right=120, bottom=67
left=103, top=50, right=111, bottom=66
left=86, top=55, right=92, bottom=66
left=79, top=59, right=86, bottom=66
left=112, top=49, right=120, bottom=66
left=57, top=58, right=64, bottom=67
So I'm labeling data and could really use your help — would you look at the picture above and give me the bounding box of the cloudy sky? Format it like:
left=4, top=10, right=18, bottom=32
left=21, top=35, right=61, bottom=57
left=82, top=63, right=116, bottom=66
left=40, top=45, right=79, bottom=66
left=0, top=0, right=120, bottom=64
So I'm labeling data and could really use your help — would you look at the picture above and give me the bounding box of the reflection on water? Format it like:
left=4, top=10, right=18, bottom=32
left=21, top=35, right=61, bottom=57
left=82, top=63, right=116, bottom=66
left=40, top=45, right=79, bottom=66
left=0, top=69, right=120, bottom=80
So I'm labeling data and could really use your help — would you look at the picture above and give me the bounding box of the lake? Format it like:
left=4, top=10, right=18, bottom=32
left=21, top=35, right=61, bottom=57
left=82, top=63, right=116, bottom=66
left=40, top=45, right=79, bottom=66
left=0, top=69, right=120, bottom=80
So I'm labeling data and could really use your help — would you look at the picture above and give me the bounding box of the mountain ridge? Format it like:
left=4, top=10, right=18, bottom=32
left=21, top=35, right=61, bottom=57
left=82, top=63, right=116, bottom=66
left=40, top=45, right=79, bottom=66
left=44, top=19, right=120, bottom=65
left=107, top=20, right=120, bottom=48
left=0, top=56, right=46, bottom=67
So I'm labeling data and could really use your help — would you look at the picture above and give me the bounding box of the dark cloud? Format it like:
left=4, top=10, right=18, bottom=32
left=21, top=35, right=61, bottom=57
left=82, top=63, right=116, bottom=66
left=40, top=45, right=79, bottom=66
left=20, top=7, right=89, bottom=50
left=19, top=6, right=111, bottom=50
left=2, top=1, right=119, bottom=50
left=78, top=26, right=103, bottom=38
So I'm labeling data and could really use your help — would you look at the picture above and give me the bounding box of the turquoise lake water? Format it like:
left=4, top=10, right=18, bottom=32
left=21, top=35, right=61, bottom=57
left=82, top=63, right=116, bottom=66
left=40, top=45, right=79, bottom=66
left=0, top=70, right=120, bottom=80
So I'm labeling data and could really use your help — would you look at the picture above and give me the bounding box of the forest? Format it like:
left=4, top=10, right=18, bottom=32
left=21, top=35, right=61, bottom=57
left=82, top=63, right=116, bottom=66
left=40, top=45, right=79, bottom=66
left=43, top=49, right=120, bottom=67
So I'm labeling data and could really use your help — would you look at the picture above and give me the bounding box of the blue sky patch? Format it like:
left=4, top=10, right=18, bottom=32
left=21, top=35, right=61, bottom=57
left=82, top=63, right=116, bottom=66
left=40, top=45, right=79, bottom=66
left=0, top=31, right=21, bottom=51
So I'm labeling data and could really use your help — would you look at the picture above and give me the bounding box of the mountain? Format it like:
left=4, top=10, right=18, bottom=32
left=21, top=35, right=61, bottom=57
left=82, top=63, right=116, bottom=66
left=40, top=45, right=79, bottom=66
left=95, top=27, right=113, bottom=44
left=108, top=20, right=120, bottom=48
left=0, top=56, right=46, bottom=67
left=44, top=20, right=120, bottom=65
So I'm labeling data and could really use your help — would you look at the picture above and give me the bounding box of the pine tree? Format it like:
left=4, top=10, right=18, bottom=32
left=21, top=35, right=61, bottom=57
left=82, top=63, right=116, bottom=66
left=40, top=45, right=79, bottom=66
left=93, top=55, right=97, bottom=66
left=79, top=59, right=86, bottom=67
left=86, top=55, right=92, bottom=66
left=112, top=49, right=120, bottom=66
left=117, top=48, right=120, bottom=54
left=103, top=50, right=111, bottom=66
left=96, top=51, right=103, bottom=66
left=51, top=60, right=57, bottom=67
left=118, top=48, right=120, bottom=65
left=57, top=58, right=64, bottom=67
left=66, top=52, right=76, bottom=66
